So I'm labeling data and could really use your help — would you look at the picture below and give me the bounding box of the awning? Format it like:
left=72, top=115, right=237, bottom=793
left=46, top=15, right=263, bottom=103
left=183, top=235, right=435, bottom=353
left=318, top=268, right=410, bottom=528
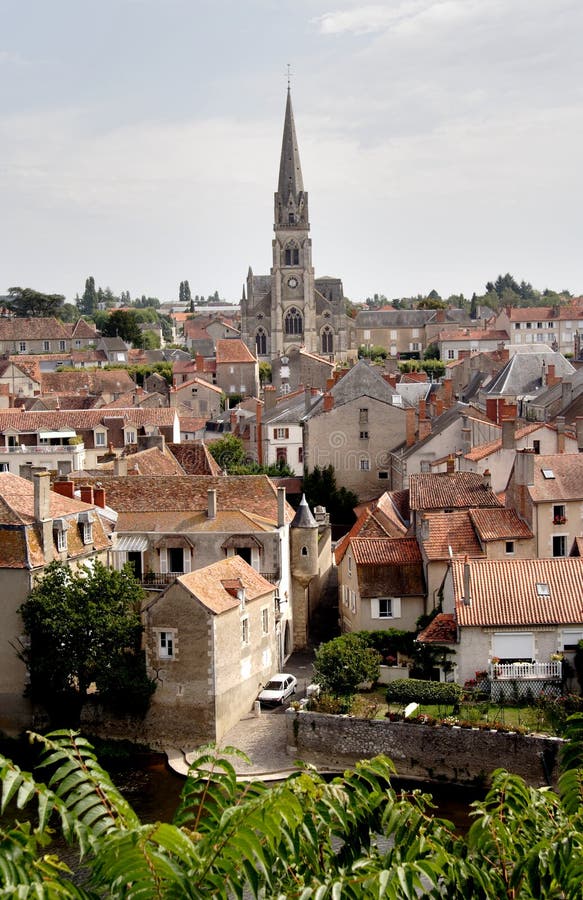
left=221, top=535, right=263, bottom=550
left=38, top=429, right=77, bottom=439
left=114, top=535, right=148, bottom=553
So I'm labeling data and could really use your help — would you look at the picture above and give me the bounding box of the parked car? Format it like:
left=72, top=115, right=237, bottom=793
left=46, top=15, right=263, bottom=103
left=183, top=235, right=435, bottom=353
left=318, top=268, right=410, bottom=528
left=257, top=673, right=297, bottom=706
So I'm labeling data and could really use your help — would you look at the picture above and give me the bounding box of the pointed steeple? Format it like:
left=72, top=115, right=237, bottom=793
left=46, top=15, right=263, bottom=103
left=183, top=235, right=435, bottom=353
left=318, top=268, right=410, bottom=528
left=277, top=88, right=304, bottom=204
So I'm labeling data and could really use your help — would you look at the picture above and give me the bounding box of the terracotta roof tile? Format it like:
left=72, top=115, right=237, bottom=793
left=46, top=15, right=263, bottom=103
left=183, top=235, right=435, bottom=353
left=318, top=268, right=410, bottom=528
left=410, top=472, right=502, bottom=511
left=0, top=407, right=177, bottom=433
left=422, top=510, right=485, bottom=560
left=453, top=557, right=583, bottom=627
left=469, top=507, right=533, bottom=541
left=0, top=317, right=71, bottom=340
left=350, top=537, right=421, bottom=566
left=177, top=556, right=273, bottom=614
left=167, top=442, right=222, bottom=475
left=216, top=339, right=257, bottom=365
left=528, top=453, right=583, bottom=502
left=417, top=613, right=457, bottom=644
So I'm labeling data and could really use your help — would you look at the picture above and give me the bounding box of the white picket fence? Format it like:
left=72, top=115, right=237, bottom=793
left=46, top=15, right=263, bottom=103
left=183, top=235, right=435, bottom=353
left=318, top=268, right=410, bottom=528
left=488, top=661, right=562, bottom=680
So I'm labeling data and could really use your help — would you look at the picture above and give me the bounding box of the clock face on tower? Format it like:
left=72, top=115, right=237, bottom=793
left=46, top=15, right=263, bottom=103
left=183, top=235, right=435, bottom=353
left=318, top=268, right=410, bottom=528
left=287, top=276, right=299, bottom=289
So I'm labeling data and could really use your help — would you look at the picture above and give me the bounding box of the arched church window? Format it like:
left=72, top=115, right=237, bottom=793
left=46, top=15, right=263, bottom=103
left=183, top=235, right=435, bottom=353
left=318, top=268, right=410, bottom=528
left=255, top=328, right=267, bottom=356
left=321, top=326, right=334, bottom=354
left=288, top=213, right=295, bottom=225
left=285, top=307, right=303, bottom=336
left=284, top=241, right=299, bottom=266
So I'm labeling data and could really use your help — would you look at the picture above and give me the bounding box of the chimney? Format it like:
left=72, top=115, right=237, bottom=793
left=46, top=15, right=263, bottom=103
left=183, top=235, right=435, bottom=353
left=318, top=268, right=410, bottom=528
left=256, top=400, right=263, bottom=466
left=263, top=385, right=277, bottom=411
left=207, top=488, right=217, bottom=519
left=79, top=485, right=93, bottom=505
left=325, top=377, right=335, bottom=392
left=442, top=378, right=453, bottom=407
left=556, top=416, right=565, bottom=454
left=323, top=392, right=334, bottom=412
left=114, top=457, right=128, bottom=477
left=195, top=353, right=205, bottom=372
left=311, top=387, right=319, bottom=396
left=482, top=468, right=492, bottom=489
left=461, top=415, right=471, bottom=454
left=501, top=417, right=515, bottom=450
left=515, top=448, right=535, bottom=486
left=418, top=398, right=426, bottom=420
left=277, top=486, right=286, bottom=529
left=435, top=398, right=444, bottom=417
left=53, top=478, right=75, bottom=500
left=420, top=516, right=430, bottom=541
left=387, top=373, right=398, bottom=389
left=34, top=472, right=54, bottom=564
left=418, top=418, right=431, bottom=441
left=435, top=308, right=445, bottom=324
left=446, top=454, right=455, bottom=475
left=462, top=557, right=471, bottom=606
left=405, top=407, right=416, bottom=447
left=230, top=410, right=238, bottom=431
left=486, top=397, right=499, bottom=424
left=546, top=363, right=560, bottom=387
left=93, top=486, right=106, bottom=509
left=34, top=471, right=51, bottom=523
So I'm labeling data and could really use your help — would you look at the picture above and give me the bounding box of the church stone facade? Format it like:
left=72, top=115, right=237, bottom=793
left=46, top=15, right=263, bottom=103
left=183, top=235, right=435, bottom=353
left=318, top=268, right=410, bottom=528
left=240, top=89, right=351, bottom=363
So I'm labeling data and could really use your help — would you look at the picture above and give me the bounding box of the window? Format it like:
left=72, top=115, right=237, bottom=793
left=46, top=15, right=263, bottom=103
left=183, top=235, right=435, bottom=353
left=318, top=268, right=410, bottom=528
left=378, top=471, right=388, bottom=479
left=240, top=384, right=246, bottom=393
left=284, top=244, right=299, bottom=266
left=492, top=632, right=533, bottom=661
left=274, top=427, right=289, bottom=439
left=59, top=340, right=66, bottom=351
left=390, top=330, right=397, bottom=340
left=371, top=597, right=401, bottom=619
left=347, top=555, right=352, bottom=576
left=241, top=616, right=249, bottom=645
left=412, top=329, right=420, bottom=338
left=43, top=341, right=50, bottom=352
left=168, top=547, right=185, bottom=573
left=321, top=326, right=333, bottom=354
left=359, top=431, right=369, bottom=440
left=553, top=504, right=566, bottom=524
left=255, top=328, right=267, bottom=355
left=514, top=322, right=521, bottom=330
left=95, top=432, right=106, bottom=447
left=261, top=607, right=269, bottom=635
left=553, top=535, right=567, bottom=557
left=19, top=341, right=26, bottom=353
left=359, top=408, right=368, bottom=424
left=298, top=446, right=303, bottom=464
left=363, top=330, right=371, bottom=340
left=276, top=447, right=287, bottom=463
left=542, top=468, right=555, bottom=479
left=0, top=463, right=9, bottom=472
left=505, top=541, right=515, bottom=555
left=536, top=583, right=550, bottom=597
left=533, top=440, right=540, bottom=454
left=82, top=523, right=93, bottom=545
left=288, top=212, right=295, bottom=225
left=125, top=431, right=136, bottom=445
left=75, top=340, right=81, bottom=349
left=56, top=529, right=67, bottom=552
left=537, top=322, right=543, bottom=329
left=359, top=459, right=370, bottom=471
left=447, top=349, right=455, bottom=359
left=284, top=307, right=303, bottom=335
left=158, top=631, right=175, bottom=659
left=526, top=322, right=532, bottom=329
left=301, top=546, right=308, bottom=556
left=565, top=321, right=572, bottom=330
left=350, top=590, right=356, bottom=614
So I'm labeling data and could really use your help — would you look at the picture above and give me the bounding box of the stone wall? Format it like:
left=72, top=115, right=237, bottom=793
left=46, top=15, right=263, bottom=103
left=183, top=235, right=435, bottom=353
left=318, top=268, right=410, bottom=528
left=287, top=709, right=563, bottom=787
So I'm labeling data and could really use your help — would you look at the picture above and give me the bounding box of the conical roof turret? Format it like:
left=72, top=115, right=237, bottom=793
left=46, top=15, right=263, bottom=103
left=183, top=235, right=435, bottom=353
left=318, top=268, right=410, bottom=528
left=290, top=494, right=317, bottom=528
left=277, top=88, right=304, bottom=203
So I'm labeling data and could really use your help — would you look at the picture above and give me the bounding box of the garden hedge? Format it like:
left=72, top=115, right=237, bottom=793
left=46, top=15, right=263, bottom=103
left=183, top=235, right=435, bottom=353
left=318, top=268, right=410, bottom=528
left=386, top=678, right=463, bottom=705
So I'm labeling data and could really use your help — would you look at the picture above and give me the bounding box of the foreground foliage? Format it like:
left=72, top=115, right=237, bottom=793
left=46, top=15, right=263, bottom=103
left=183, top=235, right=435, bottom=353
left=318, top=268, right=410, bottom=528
left=0, top=719, right=582, bottom=898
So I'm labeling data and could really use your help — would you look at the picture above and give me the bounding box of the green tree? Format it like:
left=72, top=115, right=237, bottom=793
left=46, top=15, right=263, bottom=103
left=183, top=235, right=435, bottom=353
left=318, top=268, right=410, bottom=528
left=7, top=286, right=65, bottom=318
left=101, top=309, right=144, bottom=348
left=78, top=276, right=97, bottom=316
left=304, top=465, right=357, bottom=528
left=18, top=560, right=154, bottom=726
left=258, top=361, right=272, bottom=385
left=208, top=434, right=247, bottom=472
left=141, top=330, right=161, bottom=349
left=417, top=297, right=446, bottom=309
left=313, top=633, right=381, bottom=699
left=1, top=718, right=583, bottom=897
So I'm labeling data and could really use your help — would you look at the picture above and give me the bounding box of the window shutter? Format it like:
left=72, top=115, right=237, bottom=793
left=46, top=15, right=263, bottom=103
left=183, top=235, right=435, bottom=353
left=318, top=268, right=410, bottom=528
left=493, top=633, right=533, bottom=660
left=182, top=547, right=191, bottom=574
left=392, top=597, right=401, bottom=618
left=160, top=547, right=168, bottom=574
left=371, top=598, right=379, bottom=618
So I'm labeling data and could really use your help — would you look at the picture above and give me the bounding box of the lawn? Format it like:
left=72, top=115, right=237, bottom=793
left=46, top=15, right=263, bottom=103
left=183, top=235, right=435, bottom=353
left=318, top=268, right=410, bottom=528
left=349, top=687, right=561, bottom=734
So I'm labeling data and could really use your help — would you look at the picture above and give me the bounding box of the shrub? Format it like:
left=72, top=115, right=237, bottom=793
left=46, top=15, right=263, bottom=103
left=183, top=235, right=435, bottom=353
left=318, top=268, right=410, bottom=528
left=386, top=678, right=463, bottom=705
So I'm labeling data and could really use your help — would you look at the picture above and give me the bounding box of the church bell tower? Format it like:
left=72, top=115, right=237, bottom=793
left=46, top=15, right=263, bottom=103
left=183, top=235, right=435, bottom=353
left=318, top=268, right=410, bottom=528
left=270, top=88, right=317, bottom=356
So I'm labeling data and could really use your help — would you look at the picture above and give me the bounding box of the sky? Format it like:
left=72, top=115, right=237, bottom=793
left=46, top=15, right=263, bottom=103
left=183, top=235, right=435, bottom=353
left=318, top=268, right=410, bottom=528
left=1, top=0, right=582, bottom=305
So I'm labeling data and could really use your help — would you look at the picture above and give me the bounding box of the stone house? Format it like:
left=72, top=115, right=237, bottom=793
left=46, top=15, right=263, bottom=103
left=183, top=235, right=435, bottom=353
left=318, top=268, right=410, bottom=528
left=436, top=556, right=583, bottom=688
left=95, top=337, right=130, bottom=365
left=0, top=317, right=98, bottom=355
left=505, top=451, right=583, bottom=559
left=493, top=303, right=583, bottom=357
left=259, top=387, right=319, bottom=475
left=142, top=556, right=277, bottom=745
left=0, top=359, right=42, bottom=401
left=435, top=328, right=509, bottom=362
left=169, top=376, right=223, bottom=418
left=337, top=537, right=425, bottom=634
left=0, top=408, right=180, bottom=471
left=302, top=360, right=416, bottom=500
left=215, top=339, right=259, bottom=399
left=270, top=347, right=334, bottom=394
left=0, top=472, right=111, bottom=735
left=479, top=350, right=575, bottom=424
left=354, top=308, right=470, bottom=358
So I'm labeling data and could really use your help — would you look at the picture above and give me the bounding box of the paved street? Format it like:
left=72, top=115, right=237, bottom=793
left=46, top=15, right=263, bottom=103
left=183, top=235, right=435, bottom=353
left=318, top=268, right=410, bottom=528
left=169, top=651, right=320, bottom=779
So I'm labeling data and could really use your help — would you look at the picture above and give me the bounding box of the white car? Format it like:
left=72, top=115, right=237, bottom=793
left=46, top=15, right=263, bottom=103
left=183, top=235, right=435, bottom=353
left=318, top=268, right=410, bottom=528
left=258, top=673, right=298, bottom=706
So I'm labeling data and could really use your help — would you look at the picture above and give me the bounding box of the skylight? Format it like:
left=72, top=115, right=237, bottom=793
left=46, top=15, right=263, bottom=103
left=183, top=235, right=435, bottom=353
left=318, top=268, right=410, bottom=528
left=536, top=583, right=550, bottom=597
left=542, top=468, right=555, bottom=479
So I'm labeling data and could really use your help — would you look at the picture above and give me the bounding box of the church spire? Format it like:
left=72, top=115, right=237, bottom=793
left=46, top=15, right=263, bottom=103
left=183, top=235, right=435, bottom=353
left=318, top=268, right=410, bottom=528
left=277, top=88, right=304, bottom=203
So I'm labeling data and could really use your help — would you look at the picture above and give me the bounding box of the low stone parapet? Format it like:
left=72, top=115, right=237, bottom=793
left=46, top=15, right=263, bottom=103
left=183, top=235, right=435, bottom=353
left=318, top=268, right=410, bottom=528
left=286, top=709, right=563, bottom=787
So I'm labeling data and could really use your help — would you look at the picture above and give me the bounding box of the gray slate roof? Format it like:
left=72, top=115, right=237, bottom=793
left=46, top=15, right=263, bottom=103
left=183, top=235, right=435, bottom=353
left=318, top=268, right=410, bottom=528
left=485, top=352, right=575, bottom=398
left=290, top=495, right=317, bottom=528
left=305, top=360, right=408, bottom=416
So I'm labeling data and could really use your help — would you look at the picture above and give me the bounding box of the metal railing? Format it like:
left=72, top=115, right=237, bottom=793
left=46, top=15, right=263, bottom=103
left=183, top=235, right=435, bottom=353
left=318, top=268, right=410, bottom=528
left=259, top=572, right=279, bottom=584
left=2, top=444, right=84, bottom=454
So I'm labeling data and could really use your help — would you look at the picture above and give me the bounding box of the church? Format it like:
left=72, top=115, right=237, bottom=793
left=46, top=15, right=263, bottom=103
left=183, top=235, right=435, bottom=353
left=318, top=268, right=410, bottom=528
left=240, top=88, right=351, bottom=362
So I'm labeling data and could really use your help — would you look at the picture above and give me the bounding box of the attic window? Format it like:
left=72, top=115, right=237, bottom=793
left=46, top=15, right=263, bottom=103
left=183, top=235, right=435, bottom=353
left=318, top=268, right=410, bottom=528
left=536, top=583, right=550, bottom=597
left=542, top=468, right=555, bottom=479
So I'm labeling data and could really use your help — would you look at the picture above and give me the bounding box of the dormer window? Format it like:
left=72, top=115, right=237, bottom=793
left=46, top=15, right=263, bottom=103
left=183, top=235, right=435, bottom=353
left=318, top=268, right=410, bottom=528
left=53, top=518, right=69, bottom=552
left=79, top=511, right=94, bottom=545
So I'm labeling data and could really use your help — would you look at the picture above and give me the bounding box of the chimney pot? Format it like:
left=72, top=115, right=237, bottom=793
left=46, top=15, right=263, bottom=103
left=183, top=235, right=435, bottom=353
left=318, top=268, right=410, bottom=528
left=207, top=488, right=217, bottom=520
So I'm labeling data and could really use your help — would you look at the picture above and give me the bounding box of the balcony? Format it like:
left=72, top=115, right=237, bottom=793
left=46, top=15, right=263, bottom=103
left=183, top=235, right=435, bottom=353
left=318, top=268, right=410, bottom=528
left=552, top=516, right=567, bottom=525
left=3, top=443, right=85, bottom=454
left=489, top=661, right=562, bottom=680
left=141, top=572, right=182, bottom=587
left=260, top=572, right=280, bottom=585
left=488, top=661, right=562, bottom=701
